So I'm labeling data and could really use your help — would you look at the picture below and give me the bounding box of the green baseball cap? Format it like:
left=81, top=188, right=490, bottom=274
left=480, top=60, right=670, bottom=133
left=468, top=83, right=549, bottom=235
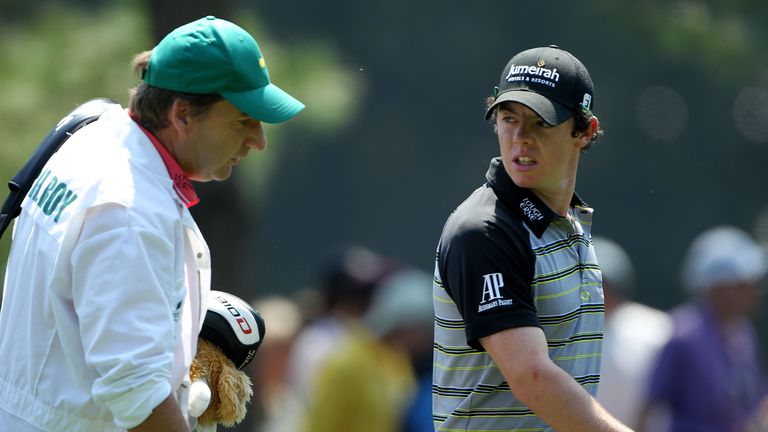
left=144, top=16, right=304, bottom=124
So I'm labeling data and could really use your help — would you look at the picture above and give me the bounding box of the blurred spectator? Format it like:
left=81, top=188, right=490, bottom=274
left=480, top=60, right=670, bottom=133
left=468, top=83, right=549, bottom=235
left=364, top=268, right=435, bottom=432
left=301, top=266, right=433, bottom=432
left=287, top=247, right=397, bottom=423
left=246, top=295, right=303, bottom=432
left=639, top=225, right=768, bottom=432
left=593, top=236, right=672, bottom=429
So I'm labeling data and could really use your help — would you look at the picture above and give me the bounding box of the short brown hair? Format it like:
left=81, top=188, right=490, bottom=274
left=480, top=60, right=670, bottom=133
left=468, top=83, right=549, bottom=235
left=128, top=50, right=223, bottom=133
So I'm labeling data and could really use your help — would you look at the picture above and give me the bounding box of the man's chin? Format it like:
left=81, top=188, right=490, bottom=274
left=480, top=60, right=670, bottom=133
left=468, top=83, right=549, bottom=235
left=214, top=171, right=233, bottom=181
left=210, top=166, right=234, bottom=182
left=190, top=170, right=232, bottom=182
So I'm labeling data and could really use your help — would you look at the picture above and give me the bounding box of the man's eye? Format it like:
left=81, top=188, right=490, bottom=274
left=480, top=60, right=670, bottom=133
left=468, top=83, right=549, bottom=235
left=239, top=119, right=252, bottom=127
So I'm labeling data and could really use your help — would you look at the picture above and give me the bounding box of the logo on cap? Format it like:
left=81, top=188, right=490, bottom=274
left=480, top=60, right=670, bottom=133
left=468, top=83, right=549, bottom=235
left=505, top=63, right=560, bottom=89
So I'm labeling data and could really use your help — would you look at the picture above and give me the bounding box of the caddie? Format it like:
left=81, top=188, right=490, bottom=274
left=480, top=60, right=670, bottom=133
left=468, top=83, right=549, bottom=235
left=0, top=16, right=303, bottom=432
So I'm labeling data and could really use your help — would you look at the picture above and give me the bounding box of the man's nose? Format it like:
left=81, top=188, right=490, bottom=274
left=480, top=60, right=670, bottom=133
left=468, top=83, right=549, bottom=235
left=246, top=122, right=267, bottom=150
left=512, top=122, right=532, bottom=145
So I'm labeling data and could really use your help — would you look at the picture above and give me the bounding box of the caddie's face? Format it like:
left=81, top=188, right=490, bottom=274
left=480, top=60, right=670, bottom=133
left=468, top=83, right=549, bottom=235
left=496, top=102, right=585, bottom=200
left=180, top=100, right=267, bottom=182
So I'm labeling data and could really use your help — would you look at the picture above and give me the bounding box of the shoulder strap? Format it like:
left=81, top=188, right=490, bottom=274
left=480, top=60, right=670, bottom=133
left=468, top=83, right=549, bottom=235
left=0, top=98, right=119, bottom=239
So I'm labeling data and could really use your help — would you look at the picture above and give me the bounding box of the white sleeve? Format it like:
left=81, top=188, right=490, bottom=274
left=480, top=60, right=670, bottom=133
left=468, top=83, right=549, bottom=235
left=71, top=203, right=184, bottom=429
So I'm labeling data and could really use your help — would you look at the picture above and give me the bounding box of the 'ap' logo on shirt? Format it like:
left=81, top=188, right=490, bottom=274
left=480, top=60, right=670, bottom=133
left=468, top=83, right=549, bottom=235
left=478, top=273, right=514, bottom=312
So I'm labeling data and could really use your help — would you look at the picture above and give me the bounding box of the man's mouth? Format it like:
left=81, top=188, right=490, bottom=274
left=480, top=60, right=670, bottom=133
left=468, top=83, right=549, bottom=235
left=515, top=156, right=536, bottom=166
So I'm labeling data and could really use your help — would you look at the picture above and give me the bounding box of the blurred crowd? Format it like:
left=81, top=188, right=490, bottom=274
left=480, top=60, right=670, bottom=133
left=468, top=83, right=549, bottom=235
left=243, top=246, right=434, bottom=432
left=234, top=223, right=768, bottom=432
left=596, top=226, right=768, bottom=432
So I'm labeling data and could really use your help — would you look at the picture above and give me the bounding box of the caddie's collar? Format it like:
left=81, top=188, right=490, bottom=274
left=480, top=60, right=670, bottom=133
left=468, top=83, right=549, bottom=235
left=130, top=113, right=200, bottom=208
left=485, top=157, right=587, bottom=238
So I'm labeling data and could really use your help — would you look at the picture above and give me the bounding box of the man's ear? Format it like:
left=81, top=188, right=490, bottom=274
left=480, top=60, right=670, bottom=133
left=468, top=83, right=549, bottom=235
left=168, top=98, right=192, bottom=133
left=589, top=115, right=600, bottom=139
left=577, top=115, right=599, bottom=149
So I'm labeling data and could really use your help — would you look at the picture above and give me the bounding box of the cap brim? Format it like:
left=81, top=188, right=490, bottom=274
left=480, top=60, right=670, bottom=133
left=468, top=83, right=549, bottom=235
left=485, top=90, right=573, bottom=126
left=222, top=83, right=305, bottom=124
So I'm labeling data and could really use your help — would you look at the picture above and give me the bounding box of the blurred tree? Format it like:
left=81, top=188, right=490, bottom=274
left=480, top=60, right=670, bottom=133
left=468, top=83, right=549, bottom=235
left=593, top=0, right=768, bottom=82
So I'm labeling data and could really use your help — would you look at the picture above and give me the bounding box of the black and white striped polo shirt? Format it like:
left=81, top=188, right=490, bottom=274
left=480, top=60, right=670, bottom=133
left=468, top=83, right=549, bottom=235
left=432, top=157, right=604, bottom=431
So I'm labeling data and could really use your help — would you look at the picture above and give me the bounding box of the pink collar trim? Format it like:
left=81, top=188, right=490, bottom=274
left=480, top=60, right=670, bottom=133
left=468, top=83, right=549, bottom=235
left=130, top=114, right=199, bottom=208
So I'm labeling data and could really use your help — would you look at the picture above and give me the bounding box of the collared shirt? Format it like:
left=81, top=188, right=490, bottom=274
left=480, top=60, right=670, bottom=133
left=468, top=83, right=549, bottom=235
left=432, top=157, right=604, bottom=431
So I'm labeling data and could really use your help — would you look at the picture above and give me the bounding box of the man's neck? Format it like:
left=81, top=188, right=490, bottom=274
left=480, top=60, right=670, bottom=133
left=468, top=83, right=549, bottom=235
left=531, top=183, right=576, bottom=217
left=530, top=160, right=580, bottom=216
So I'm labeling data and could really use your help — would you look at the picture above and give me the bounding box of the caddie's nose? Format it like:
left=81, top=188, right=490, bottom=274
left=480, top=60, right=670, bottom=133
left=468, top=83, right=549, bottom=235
left=245, top=120, right=267, bottom=151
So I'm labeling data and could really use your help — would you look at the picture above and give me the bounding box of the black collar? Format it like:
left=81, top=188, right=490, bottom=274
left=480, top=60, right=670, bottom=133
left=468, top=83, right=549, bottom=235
left=485, top=157, right=587, bottom=238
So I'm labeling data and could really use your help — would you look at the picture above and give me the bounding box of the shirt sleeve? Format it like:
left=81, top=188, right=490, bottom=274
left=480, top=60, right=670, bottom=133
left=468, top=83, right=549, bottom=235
left=71, top=203, right=183, bottom=428
left=439, top=216, right=539, bottom=350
